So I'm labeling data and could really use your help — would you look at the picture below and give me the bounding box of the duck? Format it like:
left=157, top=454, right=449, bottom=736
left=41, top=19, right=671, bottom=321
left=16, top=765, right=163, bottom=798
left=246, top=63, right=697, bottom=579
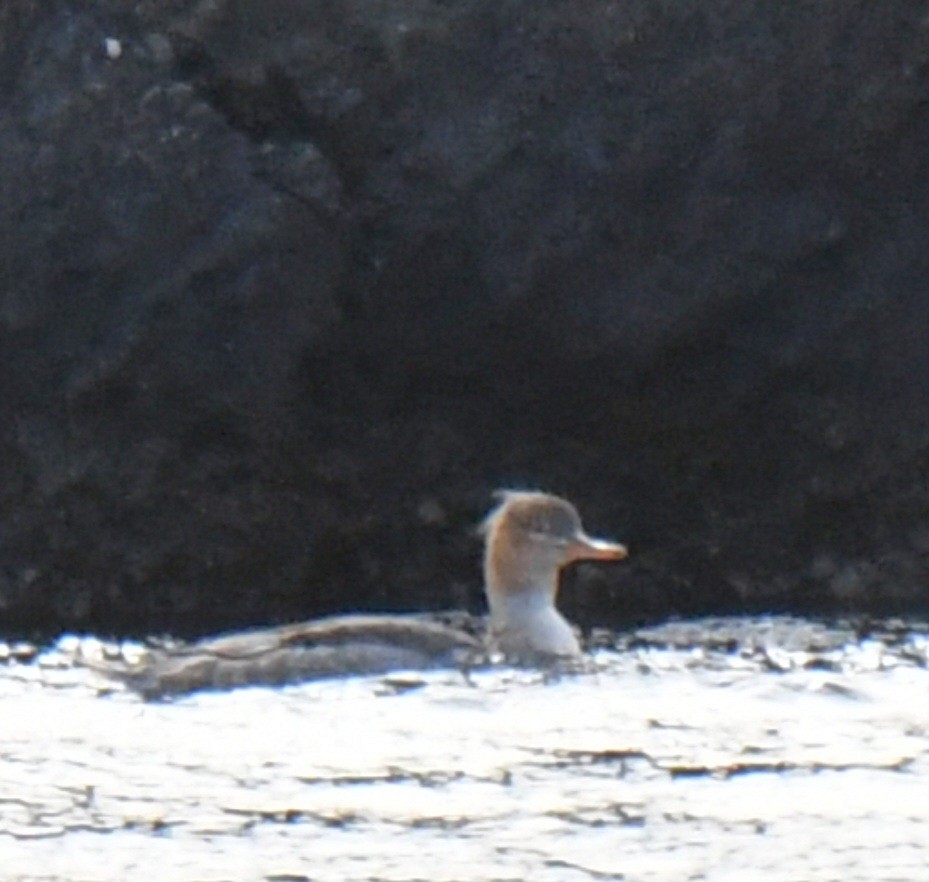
left=481, top=490, right=628, bottom=659
left=90, top=491, right=628, bottom=698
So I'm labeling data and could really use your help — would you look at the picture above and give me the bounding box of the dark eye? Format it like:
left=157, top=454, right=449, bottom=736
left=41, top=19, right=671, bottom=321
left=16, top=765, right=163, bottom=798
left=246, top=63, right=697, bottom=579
left=530, top=507, right=577, bottom=538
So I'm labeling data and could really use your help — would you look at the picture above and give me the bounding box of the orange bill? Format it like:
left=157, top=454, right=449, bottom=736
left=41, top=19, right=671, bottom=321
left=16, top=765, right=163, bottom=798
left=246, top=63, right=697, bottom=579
left=566, top=533, right=629, bottom=563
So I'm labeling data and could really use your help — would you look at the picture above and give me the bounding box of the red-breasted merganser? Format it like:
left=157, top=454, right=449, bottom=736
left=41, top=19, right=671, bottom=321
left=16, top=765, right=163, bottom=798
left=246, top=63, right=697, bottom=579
left=91, top=491, right=628, bottom=698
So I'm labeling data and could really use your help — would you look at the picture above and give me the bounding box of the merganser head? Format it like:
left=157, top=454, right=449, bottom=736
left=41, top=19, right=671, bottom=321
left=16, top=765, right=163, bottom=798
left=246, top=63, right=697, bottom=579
left=481, top=491, right=628, bottom=658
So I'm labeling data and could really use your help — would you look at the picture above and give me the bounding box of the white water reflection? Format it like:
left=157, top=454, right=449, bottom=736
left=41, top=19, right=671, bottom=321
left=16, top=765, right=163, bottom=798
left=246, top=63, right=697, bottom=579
left=0, top=619, right=927, bottom=881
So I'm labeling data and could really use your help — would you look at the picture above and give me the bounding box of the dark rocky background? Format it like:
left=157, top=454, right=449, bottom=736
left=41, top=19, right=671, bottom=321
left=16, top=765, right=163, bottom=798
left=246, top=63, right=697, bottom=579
left=2, top=0, right=929, bottom=637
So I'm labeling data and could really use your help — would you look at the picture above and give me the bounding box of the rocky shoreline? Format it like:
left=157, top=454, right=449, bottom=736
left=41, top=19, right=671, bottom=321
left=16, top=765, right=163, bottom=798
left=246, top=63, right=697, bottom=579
left=3, top=1, right=929, bottom=632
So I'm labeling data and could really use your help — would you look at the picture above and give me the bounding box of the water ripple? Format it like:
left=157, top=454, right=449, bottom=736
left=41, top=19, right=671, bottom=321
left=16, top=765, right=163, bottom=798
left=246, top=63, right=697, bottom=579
left=0, top=617, right=927, bottom=881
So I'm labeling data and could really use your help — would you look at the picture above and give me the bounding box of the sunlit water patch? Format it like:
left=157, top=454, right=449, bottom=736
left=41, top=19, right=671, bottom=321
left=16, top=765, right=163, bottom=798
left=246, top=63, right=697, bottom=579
left=0, top=617, right=927, bottom=881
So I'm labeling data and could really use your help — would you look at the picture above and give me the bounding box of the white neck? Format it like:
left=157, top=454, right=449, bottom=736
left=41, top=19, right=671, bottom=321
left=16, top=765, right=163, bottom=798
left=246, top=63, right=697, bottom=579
left=484, top=566, right=580, bottom=659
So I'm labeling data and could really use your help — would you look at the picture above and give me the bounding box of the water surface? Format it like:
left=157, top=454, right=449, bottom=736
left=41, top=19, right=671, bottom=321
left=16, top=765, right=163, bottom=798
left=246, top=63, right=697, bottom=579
left=2, top=617, right=927, bottom=881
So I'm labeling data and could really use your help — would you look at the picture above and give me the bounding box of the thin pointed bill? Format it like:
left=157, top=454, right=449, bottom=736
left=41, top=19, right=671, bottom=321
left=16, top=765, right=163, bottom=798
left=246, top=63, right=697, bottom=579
left=566, top=533, right=629, bottom=563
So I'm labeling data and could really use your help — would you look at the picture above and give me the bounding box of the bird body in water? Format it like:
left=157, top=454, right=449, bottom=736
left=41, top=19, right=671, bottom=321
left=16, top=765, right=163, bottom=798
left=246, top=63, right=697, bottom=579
left=93, top=491, right=628, bottom=698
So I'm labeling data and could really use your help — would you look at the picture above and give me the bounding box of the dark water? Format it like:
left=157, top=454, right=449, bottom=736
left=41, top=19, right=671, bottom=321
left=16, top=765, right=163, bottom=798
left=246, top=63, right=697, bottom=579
left=2, top=617, right=927, bottom=881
